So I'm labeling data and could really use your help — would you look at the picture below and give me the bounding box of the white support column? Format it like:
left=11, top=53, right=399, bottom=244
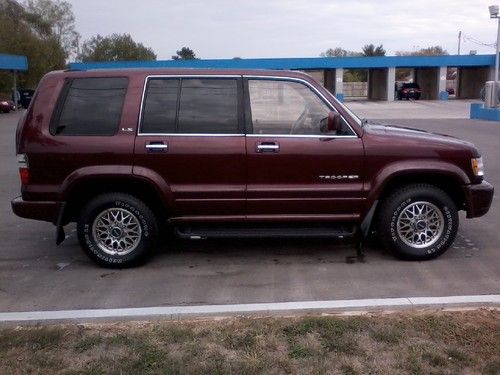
left=438, top=66, right=447, bottom=99
left=334, top=68, right=344, bottom=101
left=489, top=66, right=496, bottom=81
left=387, top=67, right=396, bottom=101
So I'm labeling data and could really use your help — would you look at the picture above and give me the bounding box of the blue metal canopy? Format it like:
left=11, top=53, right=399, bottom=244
left=69, top=54, right=495, bottom=71
left=0, top=54, right=28, bottom=71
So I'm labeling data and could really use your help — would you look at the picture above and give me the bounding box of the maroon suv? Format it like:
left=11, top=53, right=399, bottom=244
left=12, top=69, right=494, bottom=267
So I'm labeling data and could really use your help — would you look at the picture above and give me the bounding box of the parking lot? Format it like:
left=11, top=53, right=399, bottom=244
left=0, top=101, right=498, bottom=313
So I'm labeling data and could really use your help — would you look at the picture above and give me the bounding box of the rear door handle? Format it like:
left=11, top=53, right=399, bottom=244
left=257, top=142, right=280, bottom=153
left=145, top=142, right=168, bottom=152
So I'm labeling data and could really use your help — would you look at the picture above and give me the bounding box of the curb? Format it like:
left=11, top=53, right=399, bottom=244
left=1, top=294, right=499, bottom=324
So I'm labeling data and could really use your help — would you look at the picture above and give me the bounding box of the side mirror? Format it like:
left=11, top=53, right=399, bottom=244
left=326, top=111, right=341, bottom=132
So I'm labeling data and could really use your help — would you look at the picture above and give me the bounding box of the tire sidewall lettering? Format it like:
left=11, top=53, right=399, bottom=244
left=390, top=198, right=412, bottom=242
left=113, top=200, right=149, bottom=237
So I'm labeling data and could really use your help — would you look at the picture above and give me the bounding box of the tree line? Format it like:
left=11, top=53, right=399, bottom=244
left=0, top=0, right=197, bottom=90
left=319, top=44, right=448, bottom=82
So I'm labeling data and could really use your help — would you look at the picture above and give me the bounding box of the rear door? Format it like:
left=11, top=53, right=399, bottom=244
left=133, top=76, right=246, bottom=218
left=244, top=77, right=365, bottom=220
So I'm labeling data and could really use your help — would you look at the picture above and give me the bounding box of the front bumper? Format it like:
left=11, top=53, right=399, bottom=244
left=11, top=196, right=63, bottom=224
left=463, top=180, right=494, bottom=218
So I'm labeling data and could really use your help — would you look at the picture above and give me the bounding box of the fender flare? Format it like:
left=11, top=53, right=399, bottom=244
left=365, top=160, right=470, bottom=207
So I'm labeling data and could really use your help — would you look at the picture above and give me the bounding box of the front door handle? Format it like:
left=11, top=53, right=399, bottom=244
left=256, top=142, right=280, bottom=153
left=145, top=142, right=168, bottom=152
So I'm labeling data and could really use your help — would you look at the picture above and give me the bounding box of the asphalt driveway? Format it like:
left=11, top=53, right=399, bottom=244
left=0, top=102, right=498, bottom=312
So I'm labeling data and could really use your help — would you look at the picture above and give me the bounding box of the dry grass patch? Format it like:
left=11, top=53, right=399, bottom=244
left=0, top=309, right=498, bottom=374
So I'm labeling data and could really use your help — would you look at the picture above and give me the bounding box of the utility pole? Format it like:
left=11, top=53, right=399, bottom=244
left=458, top=31, right=462, bottom=55
left=490, top=5, right=500, bottom=107
left=12, top=70, right=18, bottom=110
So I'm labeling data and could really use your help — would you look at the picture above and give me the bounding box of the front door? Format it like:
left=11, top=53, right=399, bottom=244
left=134, top=76, right=246, bottom=218
left=244, top=77, right=364, bottom=220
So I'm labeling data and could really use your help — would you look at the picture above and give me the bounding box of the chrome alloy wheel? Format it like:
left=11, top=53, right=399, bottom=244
left=92, top=208, right=142, bottom=256
left=396, top=201, right=444, bottom=248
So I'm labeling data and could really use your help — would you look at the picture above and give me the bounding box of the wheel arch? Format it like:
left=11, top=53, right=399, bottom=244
left=365, top=171, right=467, bottom=235
left=366, top=161, right=469, bottom=212
left=61, top=175, right=171, bottom=224
left=377, top=174, right=466, bottom=211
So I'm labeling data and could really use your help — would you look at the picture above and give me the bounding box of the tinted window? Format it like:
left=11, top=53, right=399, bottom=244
left=178, top=79, right=238, bottom=134
left=141, top=78, right=179, bottom=133
left=52, top=77, right=128, bottom=136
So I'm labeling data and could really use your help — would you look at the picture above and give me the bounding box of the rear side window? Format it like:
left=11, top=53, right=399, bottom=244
left=51, top=77, right=128, bottom=136
left=178, top=79, right=238, bottom=134
left=140, top=77, right=239, bottom=134
left=141, top=78, right=179, bottom=134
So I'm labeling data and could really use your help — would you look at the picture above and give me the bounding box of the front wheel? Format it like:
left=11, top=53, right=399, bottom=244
left=77, top=193, right=158, bottom=268
left=378, top=184, right=459, bottom=260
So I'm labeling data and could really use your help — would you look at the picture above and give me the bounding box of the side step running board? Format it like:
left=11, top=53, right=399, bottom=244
left=175, top=225, right=357, bottom=240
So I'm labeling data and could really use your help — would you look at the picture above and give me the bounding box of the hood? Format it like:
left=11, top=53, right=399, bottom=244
left=364, top=122, right=477, bottom=150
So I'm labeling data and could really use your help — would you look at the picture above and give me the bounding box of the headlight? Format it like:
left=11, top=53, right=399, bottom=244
left=471, top=157, right=484, bottom=177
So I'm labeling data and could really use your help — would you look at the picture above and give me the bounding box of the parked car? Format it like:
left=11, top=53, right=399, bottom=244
left=397, top=83, right=422, bottom=100
left=0, top=99, right=15, bottom=113
left=12, top=69, right=494, bottom=267
left=19, top=88, right=35, bottom=109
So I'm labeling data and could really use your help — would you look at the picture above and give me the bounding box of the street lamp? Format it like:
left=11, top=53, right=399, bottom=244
left=489, top=5, right=500, bottom=107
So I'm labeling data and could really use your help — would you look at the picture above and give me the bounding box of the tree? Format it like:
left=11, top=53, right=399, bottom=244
left=24, top=0, right=80, bottom=60
left=320, top=47, right=361, bottom=57
left=395, top=46, right=449, bottom=56
left=0, top=0, right=66, bottom=90
left=172, top=47, right=197, bottom=60
left=321, top=48, right=347, bottom=57
left=77, top=33, right=157, bottom=62
left=362, top=44, right=386, bottom=57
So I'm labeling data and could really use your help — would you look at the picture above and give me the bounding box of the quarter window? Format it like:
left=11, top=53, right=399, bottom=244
left=51, top=77, right=128, bottom=136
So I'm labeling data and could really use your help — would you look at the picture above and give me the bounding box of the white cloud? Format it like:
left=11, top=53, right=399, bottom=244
left=67, top=0, right=498, bottom=59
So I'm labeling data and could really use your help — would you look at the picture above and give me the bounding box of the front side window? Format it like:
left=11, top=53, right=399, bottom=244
left=52, top=77, right=128, bottom=136
left=248, top=79, right=351, bottom=136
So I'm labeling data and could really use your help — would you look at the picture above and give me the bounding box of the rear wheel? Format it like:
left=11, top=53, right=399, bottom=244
left=378, top=184, right=459, bottom=260
left=77, top=193, right=158, bottom=268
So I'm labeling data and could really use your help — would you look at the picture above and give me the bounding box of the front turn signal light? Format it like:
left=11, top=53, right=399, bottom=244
left=471, top=157, right=484, bottom=177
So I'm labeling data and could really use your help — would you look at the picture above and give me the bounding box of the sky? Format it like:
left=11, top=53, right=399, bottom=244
left=67, top=0, right=498, bottom=60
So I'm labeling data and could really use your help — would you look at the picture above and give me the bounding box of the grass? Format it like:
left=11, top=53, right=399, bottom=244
left=0, top=309, right=498, bottom=374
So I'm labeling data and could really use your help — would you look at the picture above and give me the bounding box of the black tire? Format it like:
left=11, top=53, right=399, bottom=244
left=378, top=184, right=459, bottom=260
left=77, top=193, right=158, bottom=268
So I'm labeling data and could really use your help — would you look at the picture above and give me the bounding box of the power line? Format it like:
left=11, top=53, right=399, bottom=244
left=462, top=33, right=496, bottom=48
